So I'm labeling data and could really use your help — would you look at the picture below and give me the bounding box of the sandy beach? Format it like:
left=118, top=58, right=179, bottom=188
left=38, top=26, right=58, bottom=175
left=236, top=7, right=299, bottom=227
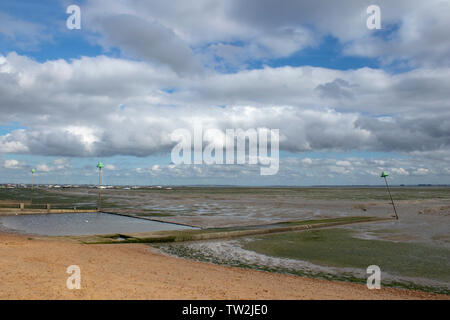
left=0, top=232, right=447, bottom=300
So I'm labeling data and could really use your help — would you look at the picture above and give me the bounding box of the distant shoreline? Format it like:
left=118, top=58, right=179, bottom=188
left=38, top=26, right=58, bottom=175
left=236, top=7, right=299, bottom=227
left=1, top=184, right=449, bottom=188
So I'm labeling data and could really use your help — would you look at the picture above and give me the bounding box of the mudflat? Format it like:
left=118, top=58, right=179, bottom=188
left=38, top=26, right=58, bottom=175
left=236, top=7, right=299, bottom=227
left=0, top=232, right=447, bottom=300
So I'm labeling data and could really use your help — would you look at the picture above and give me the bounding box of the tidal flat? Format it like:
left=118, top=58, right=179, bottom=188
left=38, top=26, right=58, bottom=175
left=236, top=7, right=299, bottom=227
left=2, top=186, right=449, bottom=294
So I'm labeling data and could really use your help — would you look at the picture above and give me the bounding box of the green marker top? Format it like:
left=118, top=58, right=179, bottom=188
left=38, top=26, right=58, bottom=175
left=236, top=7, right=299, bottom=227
left=380, top=171, right=389, bottom=178
left=96, top=162, right=104, bottom=169
left=31, top=169, right=36, bottom=173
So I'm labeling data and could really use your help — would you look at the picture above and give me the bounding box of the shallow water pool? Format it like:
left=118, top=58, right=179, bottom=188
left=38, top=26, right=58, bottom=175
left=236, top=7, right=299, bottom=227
left=0, top=212, right=195, bottom=236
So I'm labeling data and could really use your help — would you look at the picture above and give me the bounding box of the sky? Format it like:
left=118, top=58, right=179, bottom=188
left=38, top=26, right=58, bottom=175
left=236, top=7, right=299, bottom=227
left=0, top=0, right=449, bottom=186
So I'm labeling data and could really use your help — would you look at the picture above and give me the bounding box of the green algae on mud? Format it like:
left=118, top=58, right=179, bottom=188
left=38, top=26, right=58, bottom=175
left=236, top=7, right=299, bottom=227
left=242, top=228, right=450, bottom=284
left=157, top=228, right=450, bottom=295
left=159, top=241, right=449, bottom=295
left=71, top=216, right=386, bottom=244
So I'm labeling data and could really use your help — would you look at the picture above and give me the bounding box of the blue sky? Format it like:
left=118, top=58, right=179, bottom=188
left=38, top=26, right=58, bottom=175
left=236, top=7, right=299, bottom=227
left=0, top=0, right=449, bottom=185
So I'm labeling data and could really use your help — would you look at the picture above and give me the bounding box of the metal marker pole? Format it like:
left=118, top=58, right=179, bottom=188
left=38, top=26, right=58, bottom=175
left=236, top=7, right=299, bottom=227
left=31, top=172, right=33, bottom=204
left=98, top=167, right=102, bottom=212
left=97, top=162, right=104, bottom=212
left=30, top=169, right=35, bottom=204
left=383, top=176, right=398, bottom=220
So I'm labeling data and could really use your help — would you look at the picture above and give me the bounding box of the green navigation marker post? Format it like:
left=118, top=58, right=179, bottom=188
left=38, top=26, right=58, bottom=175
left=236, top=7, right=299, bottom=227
left=30, top=168, right=36, bottom=204
left=381, top=171, right=398, bottom=220
left=96, top=162, right=104, bottom=212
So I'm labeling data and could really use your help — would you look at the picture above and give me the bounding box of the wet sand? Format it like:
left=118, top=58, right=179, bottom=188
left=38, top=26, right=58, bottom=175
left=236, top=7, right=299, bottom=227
left=0, top=232, right=447, bottom=300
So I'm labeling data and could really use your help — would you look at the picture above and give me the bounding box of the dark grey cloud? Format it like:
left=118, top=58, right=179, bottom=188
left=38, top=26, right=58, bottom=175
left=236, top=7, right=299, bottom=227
left=315, top=79, right=355, bottom=100
left=90, top=14, right=203, bottom=74
left=355, top=116, right=450, bottom=153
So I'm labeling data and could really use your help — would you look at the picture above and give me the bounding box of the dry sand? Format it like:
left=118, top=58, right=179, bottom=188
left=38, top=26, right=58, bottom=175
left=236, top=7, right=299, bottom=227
left=0, top=232, right=447, bottom=300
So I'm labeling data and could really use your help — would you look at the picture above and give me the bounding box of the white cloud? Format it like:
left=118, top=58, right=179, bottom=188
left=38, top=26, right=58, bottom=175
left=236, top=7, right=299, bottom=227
left=79, top=0, right=450, bottom=69
left=123, top=154, right=449, bottom=185
left=412, top=168, right=429, bottom=176
left=0, top=1, right=449, bottom=185
left=0, top=53, right=449, bottom=160
left=3, top=159, right=24, bottom=169
left=36, top=163, right=51, bottom=172
left=391, top=168, right=409, bottom=176
left=104, top=164, right=116, bottom=170
left=53, top=158, right=71, bottom=170
left=344, top=1, right=450, bottom=67
left=336, top=160, right=352, bottom=167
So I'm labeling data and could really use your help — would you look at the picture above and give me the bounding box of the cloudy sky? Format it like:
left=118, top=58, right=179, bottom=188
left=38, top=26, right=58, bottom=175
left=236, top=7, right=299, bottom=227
left=0, top=0, right=449, bottom=185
